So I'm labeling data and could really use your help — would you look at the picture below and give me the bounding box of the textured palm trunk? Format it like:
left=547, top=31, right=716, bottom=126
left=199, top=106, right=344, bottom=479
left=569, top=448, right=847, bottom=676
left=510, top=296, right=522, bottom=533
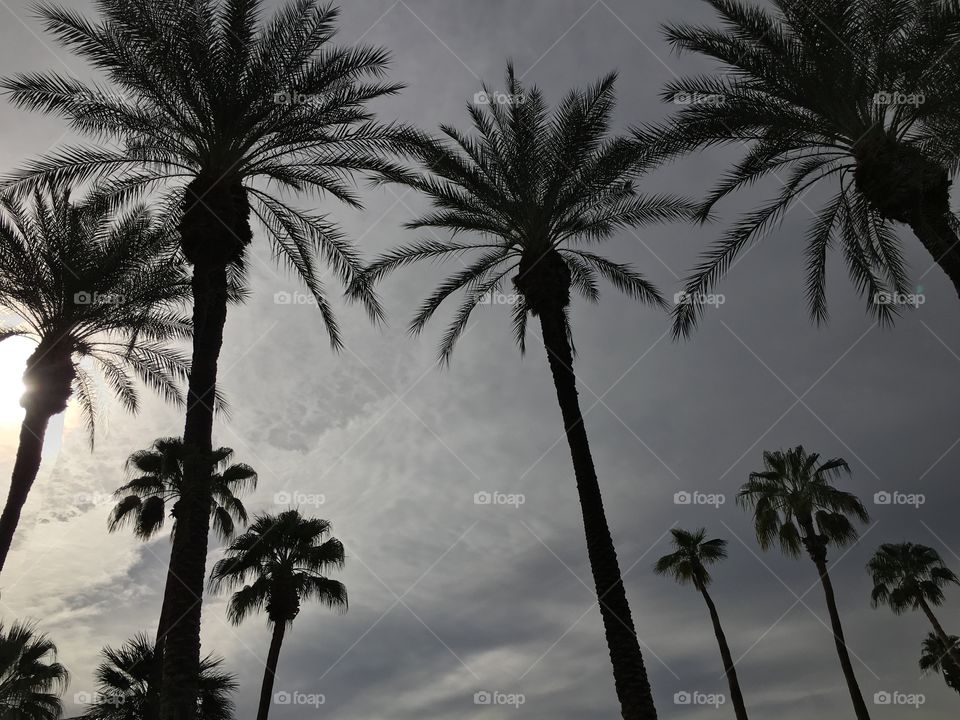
left=145, top=559, right=177, bottom=720
left=918, top=599, right=960, bottom=672
left=908, top=212, right=960, bottom=300
left=0, top=407, right=51, bottom=572
left=257, top=622, right=287, bottom=720
left=811, top=556, right=871, bottom=720
left=160, top=261, right=228, bottom=720
left=537, top=306, right=657, bottom=720
left=700, top=587, right=748, bottom=720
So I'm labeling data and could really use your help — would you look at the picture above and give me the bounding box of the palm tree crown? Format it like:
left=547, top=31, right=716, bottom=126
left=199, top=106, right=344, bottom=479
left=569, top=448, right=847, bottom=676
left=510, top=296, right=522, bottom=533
left=0, top=621, right=68, bottom=720
left=920, top=632, right=960, bottom=694
left=868, top=542, right=958, bottom=613
left=109, top=437, right=257, bottom=542
left=369, top=63, right=693, bottom=361
left=654, top=528, right=727, bottom=590
left=79, top=634, right=236, bottom=720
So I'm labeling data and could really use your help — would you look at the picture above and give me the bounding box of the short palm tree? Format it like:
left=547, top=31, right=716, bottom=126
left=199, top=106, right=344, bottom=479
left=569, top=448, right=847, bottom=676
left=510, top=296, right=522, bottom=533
left=2, top=2, right=416, bottom=714
left=654, top=529, right=748, bottom=720
left=868, top=542, right=960, bottom=669
left=210, top=510, right=347, bottom=720
left=0, top=621, right=68, bottom=720
left=642, top=0, right=960, bottom=335
left=739, top=446, right=871, bottom=720
left=0, top=184, right=189, bottom=574
left=108, top=437, right=256, bottom=715
left=78, top=634, right=235, bottom=720
left=369, top=64, right=694, bottom=720
left=920, top=632, right=960, bottom=696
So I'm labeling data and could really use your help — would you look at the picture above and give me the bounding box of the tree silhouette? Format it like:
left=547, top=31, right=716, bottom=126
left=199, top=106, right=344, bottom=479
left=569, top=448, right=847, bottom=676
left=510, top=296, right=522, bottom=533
left=210, top=510, right=346, bottom=720
left=868, top=542, right=960, bottom=669
left=2, top=1, right=417, bottom=715
left=739, top=446, right=871, bottom=720
left=0, top=621, right=68, bottom=720
left=641, top=0, right=960, bottom=335
left=0, top=184, right=189, bottom=574
left=919, top=632, right=960, bottom=696
left=654, top=528, right=748, bottom=720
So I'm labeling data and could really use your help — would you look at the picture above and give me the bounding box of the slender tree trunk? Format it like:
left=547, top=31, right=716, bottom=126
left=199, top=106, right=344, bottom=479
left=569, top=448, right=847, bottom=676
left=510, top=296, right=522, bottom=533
left=811, top=556, right=871, bottom=720
left=908, top=211, right=960, bottom=301
left=538, top=307, right=657, bottom=720
left=0, top=407, right=50, bottom=572
left=918, top=599, right=960, bottom=671
left=700, top=587, right=748, bottom=720
left=160, top=262, right=229, bottom=720
left=257, top=622, right=287, bottom=720
left=146, top=557, right=178, bottom=720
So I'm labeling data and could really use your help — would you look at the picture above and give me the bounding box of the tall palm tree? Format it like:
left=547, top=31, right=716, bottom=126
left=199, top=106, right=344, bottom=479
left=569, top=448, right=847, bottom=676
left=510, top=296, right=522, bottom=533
left=654, top=528, right=748, bottom=720
left=78, top=634, right=235, bottom=720
left=108, top=437, right=256, bottom=716
left=2, top=2, right=416, bottom=715
left=0, top=621, right=68, bottom=720
left=368, top=65, right=694, bottom=720
left=210, top=510, right=347, bottom=720
left=739, top=446, right=871, bottom=720
left=919, top=632, right=960, bottom=696
left=0, top=184, right=189, bottom=574
left=640, top=0, right=960, bottom=335
left=868, top=542, right=960, bottom=669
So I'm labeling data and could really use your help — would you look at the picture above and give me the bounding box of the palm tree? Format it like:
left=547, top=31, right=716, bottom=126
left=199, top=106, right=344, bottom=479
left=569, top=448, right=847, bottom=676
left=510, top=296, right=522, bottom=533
left=210, top=510, right=347, bottom=720
left=78, top=634, right=235, bottom=720
left=0, top=621, right=68, bottom=720
left=868, top=542, right=960, bottom=670
left=2, top=2, right=416, bottom=715
left=368, top=65, right=694, bottom=720
left=654, top=528, right=748, bottom=720
left=0, top=184, right=189, bottom=574
left=108, top=437, right=256, bottom=715
left=739, top=446, right=871, bottom=720
left=919, top=632, right=960, bottom=696
left=641, top=0, right=960, bottom=335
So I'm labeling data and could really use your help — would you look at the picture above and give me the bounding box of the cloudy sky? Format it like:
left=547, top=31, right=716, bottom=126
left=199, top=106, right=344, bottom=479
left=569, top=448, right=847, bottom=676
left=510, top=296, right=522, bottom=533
left=0, top=0, right=959, bottom=718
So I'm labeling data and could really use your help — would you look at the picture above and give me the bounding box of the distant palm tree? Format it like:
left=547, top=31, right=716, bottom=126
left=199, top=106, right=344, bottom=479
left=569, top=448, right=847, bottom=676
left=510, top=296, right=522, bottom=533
left=868, top=542, right=960, bottom=669
left=210, top=510, right=346, bottom=720
left=78, top=634, right=235, bottom=720
left=654, top=528, right=748, bottom=720
left=919, top=632, right=960, bottom=696
left=739, top=446, right=871, bottom=720
left=0, top=185, right=189, bottom=574
left=108, top=438, right=256, bottom=714
left=0, top=620, right=68, bottom=720
left=642, top=0, right=960, bottom=335
left=2, top=2, right=416, bottom=714
left=369, top=64, right=694, bottom=720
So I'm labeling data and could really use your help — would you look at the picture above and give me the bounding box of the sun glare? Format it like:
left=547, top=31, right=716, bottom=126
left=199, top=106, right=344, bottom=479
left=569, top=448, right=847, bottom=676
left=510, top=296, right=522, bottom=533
left=0, top=337, right=33, bottom=425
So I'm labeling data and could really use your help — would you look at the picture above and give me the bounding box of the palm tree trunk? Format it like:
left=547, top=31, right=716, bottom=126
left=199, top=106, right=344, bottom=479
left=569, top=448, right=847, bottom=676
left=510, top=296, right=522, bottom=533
left=700, top=587, right=748, bottom=720
left=811, top=556, right=871, bottom=720
left=918, top=598, right=960, bottom=671
left=537, top=307, right=657, bottom=720
left=257, top=622, right=287, bottom=720
left=0, top=407, right=50, bottom=572
left=146, top=559, right=177, bottom=720
left=908, top=211, right=960, bottom=301
left=160, top=261, right=229, bottom=720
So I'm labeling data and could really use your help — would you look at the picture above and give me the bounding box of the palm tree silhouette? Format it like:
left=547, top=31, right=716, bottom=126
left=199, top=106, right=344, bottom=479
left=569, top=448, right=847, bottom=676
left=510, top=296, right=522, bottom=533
left=919, top=632, right=960, bottom=696
left=369, top=64, right=694, bottom=720
left=0, top=184, right=189, bottom=574
left=78, top=634, right=236, bottom=720
left=108, top=437, right=256, bottom=715
left=0, top=621, right=68, bottom=719
left=739, top=446, right=871, bottom=720
left=210, top=510, right=347, bottom=720
left=654, top=528, right=748, bottom=720
left=868, top=542, right=960, bottom=669
left=641, top=0, right=960, bottom=335
left=2, top=2, right=416, bottom=714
